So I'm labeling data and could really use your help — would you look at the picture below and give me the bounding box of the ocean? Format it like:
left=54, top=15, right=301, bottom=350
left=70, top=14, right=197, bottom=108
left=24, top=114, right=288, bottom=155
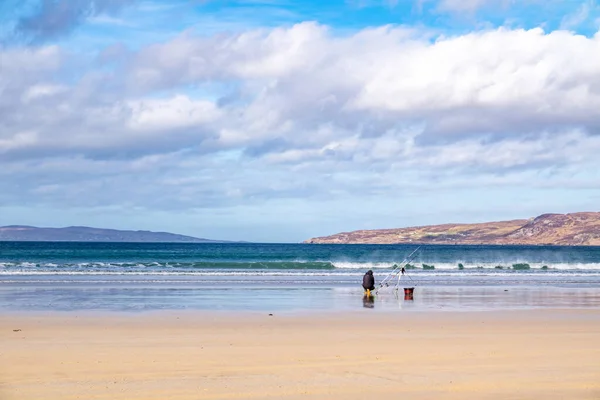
left=2, top=242, right=600, bottom=312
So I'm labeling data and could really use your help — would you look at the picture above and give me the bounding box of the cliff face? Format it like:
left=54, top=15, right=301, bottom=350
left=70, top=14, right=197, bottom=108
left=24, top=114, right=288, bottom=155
left=304, top=212, right=600, bottom=245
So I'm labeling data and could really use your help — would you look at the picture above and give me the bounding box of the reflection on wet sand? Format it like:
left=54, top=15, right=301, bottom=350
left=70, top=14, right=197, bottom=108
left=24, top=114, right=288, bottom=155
left=373, top=286, right=600, bottom=311
left=362, top=294, right=375, bottom=308
left=1, top=281, right=600, bottom=312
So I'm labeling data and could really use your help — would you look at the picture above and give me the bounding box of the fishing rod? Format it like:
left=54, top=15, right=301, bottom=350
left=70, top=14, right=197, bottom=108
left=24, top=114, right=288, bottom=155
left=376, top=246, right=421, bottom=291
left=375, top=245, right=421, bottom=294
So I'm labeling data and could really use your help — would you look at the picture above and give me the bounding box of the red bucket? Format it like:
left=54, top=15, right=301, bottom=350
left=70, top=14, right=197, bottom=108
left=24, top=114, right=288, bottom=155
left=404, top=287, right=414, bottom=300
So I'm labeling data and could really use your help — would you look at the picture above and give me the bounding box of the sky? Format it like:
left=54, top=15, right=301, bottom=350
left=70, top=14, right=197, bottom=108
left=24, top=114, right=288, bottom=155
left=1, top=0, right=600, bottom=242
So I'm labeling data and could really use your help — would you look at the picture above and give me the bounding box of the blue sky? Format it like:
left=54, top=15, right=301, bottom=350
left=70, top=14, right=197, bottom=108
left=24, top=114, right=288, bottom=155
left=1, top=0, right=600, bottom=242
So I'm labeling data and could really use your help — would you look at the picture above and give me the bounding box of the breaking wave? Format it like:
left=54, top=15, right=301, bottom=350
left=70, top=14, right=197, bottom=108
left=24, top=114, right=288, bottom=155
left=2, top=260, right=600, bottom=275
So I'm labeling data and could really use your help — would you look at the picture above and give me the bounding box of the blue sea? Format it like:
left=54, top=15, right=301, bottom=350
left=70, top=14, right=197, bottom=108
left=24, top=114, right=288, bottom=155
left=2, top=242, right=600, bottom=313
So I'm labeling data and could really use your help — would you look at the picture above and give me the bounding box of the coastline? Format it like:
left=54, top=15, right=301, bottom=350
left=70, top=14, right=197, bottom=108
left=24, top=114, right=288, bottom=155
left=1, top=309, right=599, bottom=400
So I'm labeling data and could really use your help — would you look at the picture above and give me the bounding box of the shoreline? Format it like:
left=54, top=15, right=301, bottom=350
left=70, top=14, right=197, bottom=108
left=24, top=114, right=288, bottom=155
left=2, top=309, right=599, bottom=399
left=2, top=284, right=600, bottom=313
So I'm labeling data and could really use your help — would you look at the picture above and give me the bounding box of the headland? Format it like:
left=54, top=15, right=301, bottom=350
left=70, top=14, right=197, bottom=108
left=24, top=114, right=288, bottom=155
left=305, top=212, right=600, bottom=245
left=0, top=225, right=231, bottom=242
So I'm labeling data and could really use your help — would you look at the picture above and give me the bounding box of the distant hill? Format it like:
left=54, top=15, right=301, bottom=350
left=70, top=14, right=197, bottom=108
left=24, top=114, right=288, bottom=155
left=0, top=225, right=232, bottom=243
left=305, top=212, right=600, bottom=246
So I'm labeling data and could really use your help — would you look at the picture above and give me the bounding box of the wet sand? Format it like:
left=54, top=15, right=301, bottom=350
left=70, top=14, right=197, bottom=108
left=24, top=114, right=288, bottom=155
left=1, top=310, right=599, bottom=399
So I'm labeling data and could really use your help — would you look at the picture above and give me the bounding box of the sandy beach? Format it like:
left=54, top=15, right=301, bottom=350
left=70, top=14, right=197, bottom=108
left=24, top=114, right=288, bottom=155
left=1, top=309, right=599, bottom=400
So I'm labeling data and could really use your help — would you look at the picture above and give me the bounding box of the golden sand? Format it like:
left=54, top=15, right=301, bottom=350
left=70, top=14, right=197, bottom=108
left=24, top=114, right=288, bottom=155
left=1, top=310, right=599, bottom=399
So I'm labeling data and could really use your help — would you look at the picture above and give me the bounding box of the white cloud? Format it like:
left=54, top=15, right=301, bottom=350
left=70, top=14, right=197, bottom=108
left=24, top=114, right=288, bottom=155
left=127, top=95, right=222, bottom=132
left=560, top=0, right=598, bottom=29
left=124, top=24, right=600, bottom=146
left=410, top=130, right=600, bottom=169
left=437, top=0, right=494, bottom=12
left=3, top=23, right=600, bottom=240
left=87, top=14, right=132, bottom=26
left=5, top=24, right=600, bottom=161
left=0, top=131, right=38, bottom=153
left=415, top=0, right=517, bottom=13
left=21, top=84, right=68, bottom=103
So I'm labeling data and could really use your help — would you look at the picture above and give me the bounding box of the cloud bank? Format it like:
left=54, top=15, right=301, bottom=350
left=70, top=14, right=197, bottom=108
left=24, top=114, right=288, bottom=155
left=2, top=4, right=600, bottom=239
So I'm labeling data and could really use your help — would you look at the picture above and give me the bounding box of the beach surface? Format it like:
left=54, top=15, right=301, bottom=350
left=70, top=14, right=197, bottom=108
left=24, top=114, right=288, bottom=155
left=1, top=310, right=599, bottom=400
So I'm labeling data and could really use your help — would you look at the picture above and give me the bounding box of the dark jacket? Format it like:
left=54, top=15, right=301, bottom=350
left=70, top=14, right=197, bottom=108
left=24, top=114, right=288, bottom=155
left=362, top=270, right=375, bottom=290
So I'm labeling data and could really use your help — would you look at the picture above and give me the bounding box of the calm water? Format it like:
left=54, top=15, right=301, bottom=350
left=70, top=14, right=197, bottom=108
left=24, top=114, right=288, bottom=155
left=2, top=242, right=600, bottom=312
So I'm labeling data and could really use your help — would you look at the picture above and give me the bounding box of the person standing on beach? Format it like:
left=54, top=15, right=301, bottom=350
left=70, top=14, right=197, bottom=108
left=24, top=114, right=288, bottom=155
left=362, top=270, right=375, bottom=294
